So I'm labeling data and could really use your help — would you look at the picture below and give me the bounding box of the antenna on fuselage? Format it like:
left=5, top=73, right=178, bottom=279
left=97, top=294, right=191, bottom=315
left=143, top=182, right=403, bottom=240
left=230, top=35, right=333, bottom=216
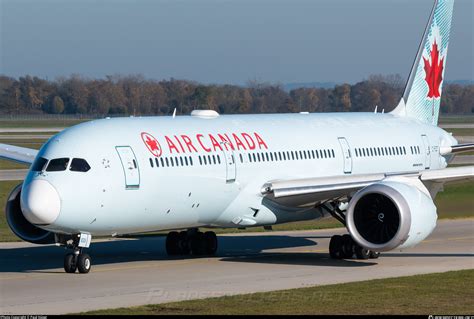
left=172, top=108, right=177, bottom=119
left=374, top=105, right=378, bottom=113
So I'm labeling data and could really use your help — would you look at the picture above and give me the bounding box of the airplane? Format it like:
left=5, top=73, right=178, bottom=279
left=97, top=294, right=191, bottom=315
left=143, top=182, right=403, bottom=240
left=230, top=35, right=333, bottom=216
left=1, top=0, right=473, bottom=274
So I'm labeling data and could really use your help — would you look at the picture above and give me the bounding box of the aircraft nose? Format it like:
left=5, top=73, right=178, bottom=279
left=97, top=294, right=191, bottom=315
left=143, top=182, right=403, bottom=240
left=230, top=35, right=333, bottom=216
left=20, top=180, right=61, bottom=225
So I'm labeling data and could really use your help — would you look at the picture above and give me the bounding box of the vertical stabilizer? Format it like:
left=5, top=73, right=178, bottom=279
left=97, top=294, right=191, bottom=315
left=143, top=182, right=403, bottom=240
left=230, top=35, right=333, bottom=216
left=391, top=0, right=455, bottom=125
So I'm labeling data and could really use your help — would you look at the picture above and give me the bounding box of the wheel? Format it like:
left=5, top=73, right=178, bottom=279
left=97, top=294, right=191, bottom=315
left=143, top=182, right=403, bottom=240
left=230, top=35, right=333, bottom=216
left=190, top=232, right=206, bottom=256
left=178, top=231, right=190, bottom=255
left=329, top=235, right=343, bottom=259
left=203, top=231, right=218, bottom=255
left=77, top=253, right=92, bottom=274
left=166, top=231, right=180, bottom=256
left=369, top=251, right=380, bottom=259
left=64, top=253, right=77, bottom=273
left=341, top=234, right=354, bottom=259
left=355, top=245, right=371, bottom=260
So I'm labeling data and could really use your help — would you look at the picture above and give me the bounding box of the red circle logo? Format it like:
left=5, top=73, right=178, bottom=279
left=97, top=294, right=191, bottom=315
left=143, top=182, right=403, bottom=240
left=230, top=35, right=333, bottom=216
left=141, top=132, right=162, bottom=157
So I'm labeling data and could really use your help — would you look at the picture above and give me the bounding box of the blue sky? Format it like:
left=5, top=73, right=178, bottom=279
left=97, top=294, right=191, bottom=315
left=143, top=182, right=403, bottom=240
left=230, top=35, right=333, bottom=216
left=1, top=0, right=472, bottom=85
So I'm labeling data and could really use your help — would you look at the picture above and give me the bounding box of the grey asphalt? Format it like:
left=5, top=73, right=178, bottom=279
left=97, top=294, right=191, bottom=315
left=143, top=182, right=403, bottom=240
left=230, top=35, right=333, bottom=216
left=456, top=136, right=474, bottom=143
left=0, top=128, right=64, bottom=133
left=0, top=134, right=53, bottom=140
left=440, top=124, right=474, bottom=129
left=0, top=169, right=28, bottom=181
left=0, top=219, right=472, bottom=315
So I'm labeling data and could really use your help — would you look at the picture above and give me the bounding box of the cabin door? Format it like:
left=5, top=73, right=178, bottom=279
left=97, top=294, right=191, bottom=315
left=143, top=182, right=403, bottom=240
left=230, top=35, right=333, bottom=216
left=221, top=142, right=236, bottom=183
left=116, top=146, right=140, bottom=189
left=338, top=137, right=352, bottom=174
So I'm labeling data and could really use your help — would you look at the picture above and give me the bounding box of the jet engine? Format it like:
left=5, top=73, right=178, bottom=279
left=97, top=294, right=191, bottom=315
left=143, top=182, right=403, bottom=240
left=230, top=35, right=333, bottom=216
left=346, top=180, right=437, bottom=252
left=5, top=183, right=55, bottom=244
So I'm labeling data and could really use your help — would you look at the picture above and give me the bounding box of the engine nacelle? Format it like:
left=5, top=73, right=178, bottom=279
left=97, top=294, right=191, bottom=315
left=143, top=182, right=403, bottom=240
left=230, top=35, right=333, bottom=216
left=346, top=180, right=437, bottom=252
left=5, top=183, right=55, bottom=244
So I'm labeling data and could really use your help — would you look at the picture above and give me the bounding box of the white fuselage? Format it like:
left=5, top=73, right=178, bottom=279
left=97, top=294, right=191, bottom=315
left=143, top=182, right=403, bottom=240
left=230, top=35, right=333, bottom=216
left=24, top=112, right=455, bottom=236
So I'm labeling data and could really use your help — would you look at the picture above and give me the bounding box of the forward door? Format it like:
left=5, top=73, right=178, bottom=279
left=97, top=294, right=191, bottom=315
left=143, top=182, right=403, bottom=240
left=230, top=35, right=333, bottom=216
left=116, top=146, right=140, bottom=189
left=338, top=137, right=352, bottom=174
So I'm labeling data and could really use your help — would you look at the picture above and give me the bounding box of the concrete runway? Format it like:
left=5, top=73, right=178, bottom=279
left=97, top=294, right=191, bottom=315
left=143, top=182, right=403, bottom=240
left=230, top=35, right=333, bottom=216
left=0, top=169, right=28, bottom=181
left=440, top=124, right=474, bottom=129
left=0, top=128, right=64, bottom=133
left=0, top=219, right=472, bottom=314
left=0, top=134, right=53, bottom=140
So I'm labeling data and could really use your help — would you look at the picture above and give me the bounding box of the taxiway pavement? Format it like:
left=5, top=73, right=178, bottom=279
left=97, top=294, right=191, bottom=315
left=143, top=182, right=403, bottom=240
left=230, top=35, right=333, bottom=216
left=0, top=219, right=472, bottom=314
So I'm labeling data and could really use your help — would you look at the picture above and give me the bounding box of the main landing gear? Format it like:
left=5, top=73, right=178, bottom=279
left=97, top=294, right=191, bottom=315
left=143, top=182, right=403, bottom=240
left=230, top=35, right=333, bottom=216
left=329, top=234, right=380, bottom=260
left=166, top=229, right=218, bottom=256
left=320, top=202, right=380, bottom=261
left=60, top=233, right=93, bottom=274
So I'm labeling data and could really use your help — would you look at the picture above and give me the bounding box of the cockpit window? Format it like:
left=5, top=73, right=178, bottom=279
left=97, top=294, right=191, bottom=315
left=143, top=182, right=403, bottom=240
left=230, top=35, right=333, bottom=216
left=31, top=157, right=48, bottom=172
left=70, top=158, right=91, bottom=172
left=46, top=158, right=70, bottom=172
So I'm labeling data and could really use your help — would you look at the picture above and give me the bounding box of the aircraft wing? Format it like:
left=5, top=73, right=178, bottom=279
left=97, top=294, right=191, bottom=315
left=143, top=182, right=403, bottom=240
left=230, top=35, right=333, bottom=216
left=0, top=143, right=38, bottom=165
left=262, top=166, right=474, bottom=207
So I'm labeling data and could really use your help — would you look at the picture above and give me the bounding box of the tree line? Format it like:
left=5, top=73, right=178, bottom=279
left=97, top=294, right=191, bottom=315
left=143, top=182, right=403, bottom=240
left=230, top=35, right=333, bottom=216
left=0, top=74, right=472, bottom=116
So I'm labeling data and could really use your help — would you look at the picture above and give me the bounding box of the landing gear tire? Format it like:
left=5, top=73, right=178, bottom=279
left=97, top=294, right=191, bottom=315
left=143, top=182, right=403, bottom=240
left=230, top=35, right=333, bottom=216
left=329, top=235, right=343, bottom=259
left=166, top=231, right=181, bottom=256
left=190, top=232, right=207, bottom=256
left=166, top=230, right=218, bottom=257
left=369, top=251, right=380, bottom=259
left=203, top=231, right=218, bottom=255
left=355, top=245, right=371, bottom=260
left=64, top=253, right=77, bottom=273
left=341, top=234, right=354, bottom=259
left=77, top=253, right=92, bottom=274
left=178, top=231, right=190, bottom=255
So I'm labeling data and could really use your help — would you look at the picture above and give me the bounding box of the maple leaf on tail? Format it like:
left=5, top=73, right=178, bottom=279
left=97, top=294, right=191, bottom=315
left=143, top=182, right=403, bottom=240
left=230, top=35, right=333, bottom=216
left=423, top=40, right=444, bottom=99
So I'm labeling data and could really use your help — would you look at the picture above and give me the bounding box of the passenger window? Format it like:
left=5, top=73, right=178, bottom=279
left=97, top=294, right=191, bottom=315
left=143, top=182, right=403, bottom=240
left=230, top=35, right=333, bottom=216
left=70, top=158, right=91, bottom=172
left=155, top=158, right=159, bottom=167
left=149, top=158, right=154, bottom=167
left=189, top=156, right=193, bottom=166
left=31, top=157, right=48, bottom=172
left=46, top=158, right=69, bottom=172
left=160, top=158, right=164, bottom=167
left=180, top=157, right=184, bottom=166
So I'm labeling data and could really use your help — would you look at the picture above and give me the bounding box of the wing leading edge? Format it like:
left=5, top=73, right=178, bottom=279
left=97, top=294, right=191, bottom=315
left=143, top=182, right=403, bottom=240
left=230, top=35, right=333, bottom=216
left=0, top=143, right=38, bottom=165
left=262, top=166, right=474, bottom=207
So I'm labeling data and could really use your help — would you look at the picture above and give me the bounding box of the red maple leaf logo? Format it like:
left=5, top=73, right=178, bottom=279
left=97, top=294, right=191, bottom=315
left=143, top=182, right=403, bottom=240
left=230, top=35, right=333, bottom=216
left=146, top=136, right=159, bottom=151
left=423, top=40, right=444, bottom=99
left=141, top=132, right=162, bottom=157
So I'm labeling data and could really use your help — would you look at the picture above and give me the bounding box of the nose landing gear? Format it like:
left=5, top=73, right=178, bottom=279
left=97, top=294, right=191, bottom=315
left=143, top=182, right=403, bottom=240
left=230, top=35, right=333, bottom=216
left=60, top=233, right=92, bottom=274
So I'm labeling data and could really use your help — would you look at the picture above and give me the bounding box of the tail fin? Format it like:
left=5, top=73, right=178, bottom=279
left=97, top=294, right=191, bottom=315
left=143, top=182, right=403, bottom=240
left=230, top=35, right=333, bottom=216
left=391, top=0, right=455, bottom=125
